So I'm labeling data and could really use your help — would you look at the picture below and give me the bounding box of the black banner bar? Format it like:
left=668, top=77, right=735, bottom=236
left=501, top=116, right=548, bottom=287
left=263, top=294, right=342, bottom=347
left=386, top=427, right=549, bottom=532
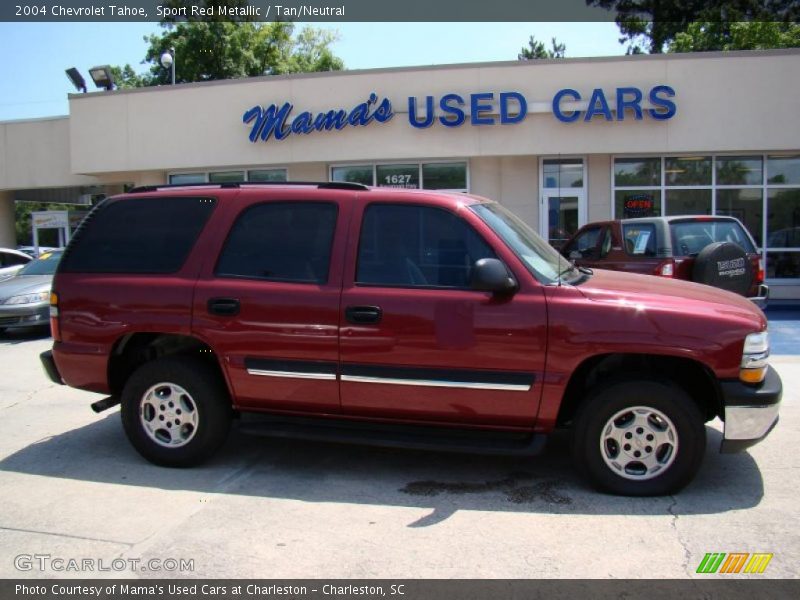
left=3, top=1, right=613, bottom=22
left=3, top=580, right=800, bottom=600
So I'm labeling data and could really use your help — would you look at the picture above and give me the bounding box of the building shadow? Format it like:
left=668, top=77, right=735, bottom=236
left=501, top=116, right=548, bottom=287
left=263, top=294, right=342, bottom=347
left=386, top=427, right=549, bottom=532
left=0, top=413, right=764, bottom=526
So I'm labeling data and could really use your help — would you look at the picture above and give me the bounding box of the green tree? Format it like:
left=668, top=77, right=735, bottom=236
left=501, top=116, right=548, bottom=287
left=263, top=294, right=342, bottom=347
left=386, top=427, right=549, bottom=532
left=110, top=2, right=343, bottom=88
left=518, top=36, right=566, bottom=60
left=669, top=21, right=800, bottom=52
left=586, top=0, right=800, bottom=53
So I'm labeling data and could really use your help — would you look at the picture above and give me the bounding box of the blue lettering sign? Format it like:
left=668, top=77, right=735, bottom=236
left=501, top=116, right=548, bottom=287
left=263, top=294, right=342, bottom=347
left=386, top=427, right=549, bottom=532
left=244, top=85, right=676, bottom=141
left=552, top=88, right=582, bottom=122
left=470, top=93, right=495, bottom=125
left=243, top=93, right=393, bottom=142
left=439, top=93, right=466, bottom=127
left=408, top=96, right=435, bottom=129
left=500, top=92, right=527, bottom=124
left=616, top=87, right=643, bottom=121
left=648, top=85, right=677, bottom=120
left=553, top=86, right=676, bottom=123
left=584, top=88, right=613, bottom=121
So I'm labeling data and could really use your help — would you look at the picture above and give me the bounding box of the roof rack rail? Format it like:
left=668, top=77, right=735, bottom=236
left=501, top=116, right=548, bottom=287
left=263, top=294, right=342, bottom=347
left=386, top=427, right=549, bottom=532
left=127, top=181, right=370, bottom=193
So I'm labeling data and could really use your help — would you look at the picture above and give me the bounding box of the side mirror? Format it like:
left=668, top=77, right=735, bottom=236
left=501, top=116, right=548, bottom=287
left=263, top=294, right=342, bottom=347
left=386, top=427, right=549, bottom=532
left=471, top=258, right=518, bottom=294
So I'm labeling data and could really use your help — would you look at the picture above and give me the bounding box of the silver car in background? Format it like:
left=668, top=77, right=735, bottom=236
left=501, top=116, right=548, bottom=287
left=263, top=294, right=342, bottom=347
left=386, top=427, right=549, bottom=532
left=0, top=250, right=62, bottom=332
left=0, top=248, right=33, bottom=282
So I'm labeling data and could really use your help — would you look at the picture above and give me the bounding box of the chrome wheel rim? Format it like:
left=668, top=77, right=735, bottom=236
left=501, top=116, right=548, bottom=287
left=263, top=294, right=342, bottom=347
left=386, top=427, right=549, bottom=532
left=139, top=382, right=199, bottom=448
left=600, top=406, right=679, bottom=481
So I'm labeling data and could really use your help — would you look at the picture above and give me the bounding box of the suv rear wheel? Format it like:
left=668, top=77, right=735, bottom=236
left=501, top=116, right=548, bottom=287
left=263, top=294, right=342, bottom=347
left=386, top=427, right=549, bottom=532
left=572, top=379, right=705, bottom=495
left=121, top=357, right=232, bottom=467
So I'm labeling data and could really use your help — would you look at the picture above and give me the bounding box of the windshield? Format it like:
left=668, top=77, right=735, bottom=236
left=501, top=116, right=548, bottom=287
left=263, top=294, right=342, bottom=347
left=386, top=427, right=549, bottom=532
left=471, top=203, right=576, bottom=284
left=18, top=251, right=62, bottom=276
left=670, top=220, right=757, bottom=257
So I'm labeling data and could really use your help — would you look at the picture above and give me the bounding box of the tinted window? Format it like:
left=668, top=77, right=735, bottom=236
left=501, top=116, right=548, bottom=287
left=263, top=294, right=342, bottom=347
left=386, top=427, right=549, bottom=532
left=563, top=226, right=602, bottom=259
left=670, top=220, right=756, bottom=257
left=60, top=197, right=215, bottom=274
left=357, top=204, right=495, bottom=288
left=622, top=223, right=657, bottom=256
left=216, top=202, right=337, bottom=284
left=1, top=252, right=30, bottom=267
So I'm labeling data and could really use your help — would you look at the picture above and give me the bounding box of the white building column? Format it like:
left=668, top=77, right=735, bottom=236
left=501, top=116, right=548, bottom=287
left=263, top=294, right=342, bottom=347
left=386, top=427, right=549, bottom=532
left=0, top=192, right=15, bottom=247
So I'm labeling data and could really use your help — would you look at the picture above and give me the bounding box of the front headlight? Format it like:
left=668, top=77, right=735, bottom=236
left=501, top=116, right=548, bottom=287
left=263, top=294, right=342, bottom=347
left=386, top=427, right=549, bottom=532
left=3, top=291, right=50, bottom=305
left=740, top=331, right=770, bottom=384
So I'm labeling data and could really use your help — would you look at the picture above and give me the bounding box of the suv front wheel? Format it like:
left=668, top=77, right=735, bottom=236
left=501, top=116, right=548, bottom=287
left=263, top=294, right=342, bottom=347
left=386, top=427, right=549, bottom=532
left=121, top=357, right=232, bottom=467
left=572, top=379, right=706, bottom=496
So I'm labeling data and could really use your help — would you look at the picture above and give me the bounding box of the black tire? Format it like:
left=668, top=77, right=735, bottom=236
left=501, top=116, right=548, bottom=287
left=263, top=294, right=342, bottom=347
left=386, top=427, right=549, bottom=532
left=121, top=357, right=232, bottom=467
left=572, top=379, right=706, bottom=496
left=692, top=241, right=753, bottom=296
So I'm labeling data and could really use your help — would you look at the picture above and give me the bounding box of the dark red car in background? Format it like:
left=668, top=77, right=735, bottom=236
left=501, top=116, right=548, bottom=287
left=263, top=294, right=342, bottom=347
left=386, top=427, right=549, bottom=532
left=561, top=216, right=768, bottom=305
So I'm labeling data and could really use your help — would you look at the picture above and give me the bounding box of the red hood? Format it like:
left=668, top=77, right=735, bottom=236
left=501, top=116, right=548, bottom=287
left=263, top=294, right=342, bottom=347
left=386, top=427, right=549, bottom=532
left=574, top=269, right=766, bottom=331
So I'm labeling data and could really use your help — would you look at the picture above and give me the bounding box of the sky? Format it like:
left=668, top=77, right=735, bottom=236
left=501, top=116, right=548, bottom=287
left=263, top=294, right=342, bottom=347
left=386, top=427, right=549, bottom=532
left=0, top=22, right=624, bottom=121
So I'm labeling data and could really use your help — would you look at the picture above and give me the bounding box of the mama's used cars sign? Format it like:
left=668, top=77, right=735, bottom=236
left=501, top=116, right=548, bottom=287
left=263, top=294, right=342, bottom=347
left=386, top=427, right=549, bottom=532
left=242, top=86, right=676, bottom=143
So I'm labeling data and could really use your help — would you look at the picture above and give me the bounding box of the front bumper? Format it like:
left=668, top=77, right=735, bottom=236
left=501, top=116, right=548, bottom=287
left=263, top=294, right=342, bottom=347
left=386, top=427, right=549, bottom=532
left=0, top=303, right=49, bottom=329
left=720, top=364, right=782, bottom=453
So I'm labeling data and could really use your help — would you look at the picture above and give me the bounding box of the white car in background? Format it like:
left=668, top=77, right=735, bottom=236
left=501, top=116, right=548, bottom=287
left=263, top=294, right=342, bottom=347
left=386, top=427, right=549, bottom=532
left=0, top=248, right=32, bottom=282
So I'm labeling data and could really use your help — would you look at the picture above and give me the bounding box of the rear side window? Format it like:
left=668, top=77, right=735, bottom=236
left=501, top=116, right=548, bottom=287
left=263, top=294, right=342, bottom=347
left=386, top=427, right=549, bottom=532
left=216, top=202, right=338, bottom=284
left=1, top=251, right=30, bottom=267
left=563, top=226, right=602, bottom=259
left=60, top=197, right=215, bottom=273
left=356, top=204, right=496, bottom=288
left=622, top=223, right=657, bottom=256
left=670, top=220, right=756, bottom=257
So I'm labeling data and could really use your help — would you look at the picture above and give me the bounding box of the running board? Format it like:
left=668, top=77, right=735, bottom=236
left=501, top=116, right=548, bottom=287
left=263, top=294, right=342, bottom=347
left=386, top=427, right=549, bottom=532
left=91, top=396, right=120, bottom=413
left=237, top=414, right=546, bottom=456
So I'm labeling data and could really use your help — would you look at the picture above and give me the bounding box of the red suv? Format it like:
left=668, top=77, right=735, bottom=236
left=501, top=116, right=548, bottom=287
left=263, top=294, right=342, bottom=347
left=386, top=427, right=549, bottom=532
left=561, top=216, right=768, bottom=305
left=40, top=183, right=781, bottom=496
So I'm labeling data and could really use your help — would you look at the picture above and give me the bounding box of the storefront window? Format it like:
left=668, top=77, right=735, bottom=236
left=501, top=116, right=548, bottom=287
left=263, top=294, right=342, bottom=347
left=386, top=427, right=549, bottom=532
left=169, top=168, right=287, bottom=184
left=767, top=251, right=800, bottom=278
left=376, top=164, right=420, bottom=189
left=422, top=162, right=467, bottom=190
left=614, top=154, right=800, bottom=281
left=615, top=190, right=662, bottom=219
left=665, top=156, right=712, bottom=186
left=767, top=188, right=800, bottom=248
left=331, top=162, right=468, bottom=191
left=614, top=158, right=660, bottom=187
left=209, top=171, right=245, bottom=183
left=767, top=155, right=800, bottom=185
left=716, top=156, right=762, bottom=185
left=248, top=169, right=287, bottom=182
left=543, top=159, right=583, bottom=188
left=717, top=188, right=763, bottom=246
left=665, top=189, right=712, bottom=216
left=169, top=173, right=206, bottom=185
left=331, top=165, right=373, bottom=186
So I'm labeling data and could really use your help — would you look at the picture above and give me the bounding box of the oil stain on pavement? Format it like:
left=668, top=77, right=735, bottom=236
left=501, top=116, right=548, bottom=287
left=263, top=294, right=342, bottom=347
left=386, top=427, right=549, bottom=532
left=400, top=472, right=572, bottom=505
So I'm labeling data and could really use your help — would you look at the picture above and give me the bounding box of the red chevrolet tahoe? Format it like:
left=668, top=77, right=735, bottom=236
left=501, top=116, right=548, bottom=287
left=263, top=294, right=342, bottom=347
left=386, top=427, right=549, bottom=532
left=40, top=182, right=782, bottom=496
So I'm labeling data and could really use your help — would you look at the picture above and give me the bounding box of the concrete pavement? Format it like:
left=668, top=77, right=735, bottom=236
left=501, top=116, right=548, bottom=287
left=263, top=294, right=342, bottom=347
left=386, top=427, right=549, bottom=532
left=0, top=328, right=797, bottom=579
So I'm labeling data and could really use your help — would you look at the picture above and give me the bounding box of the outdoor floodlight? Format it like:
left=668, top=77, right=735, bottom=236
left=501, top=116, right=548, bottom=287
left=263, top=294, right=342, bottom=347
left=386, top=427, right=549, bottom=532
left=65, top=68, right=87, bottom=93
left=160, top=47, right=176, bottom=85
left=88, top=65, right=115, bottom=91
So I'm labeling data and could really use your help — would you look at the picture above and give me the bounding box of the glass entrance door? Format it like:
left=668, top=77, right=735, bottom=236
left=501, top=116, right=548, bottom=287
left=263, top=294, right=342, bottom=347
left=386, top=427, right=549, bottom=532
left=539, top=158, right=587, bottom=248
left=542, top=192, right=584, bottom=248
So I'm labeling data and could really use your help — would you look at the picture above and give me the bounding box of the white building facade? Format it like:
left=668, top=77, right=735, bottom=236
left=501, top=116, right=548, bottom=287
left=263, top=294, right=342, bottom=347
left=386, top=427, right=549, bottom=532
left=1, top=49, right=799, bottom=298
